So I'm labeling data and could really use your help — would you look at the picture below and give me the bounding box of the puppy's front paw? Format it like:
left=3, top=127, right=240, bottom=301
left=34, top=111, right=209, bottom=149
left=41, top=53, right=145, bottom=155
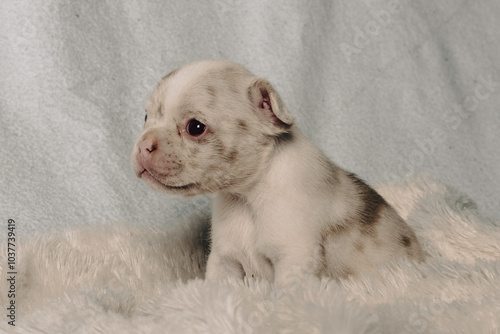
left=206, top=253, right=245, bottom=283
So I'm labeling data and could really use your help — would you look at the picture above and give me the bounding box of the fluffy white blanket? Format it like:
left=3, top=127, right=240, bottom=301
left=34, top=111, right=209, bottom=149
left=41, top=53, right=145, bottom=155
left=1, top=176, right=498, bottom=333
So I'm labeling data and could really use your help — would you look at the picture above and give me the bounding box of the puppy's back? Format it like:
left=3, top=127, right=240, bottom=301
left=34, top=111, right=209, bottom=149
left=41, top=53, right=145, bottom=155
left=315, top=169, right=424, bottom=279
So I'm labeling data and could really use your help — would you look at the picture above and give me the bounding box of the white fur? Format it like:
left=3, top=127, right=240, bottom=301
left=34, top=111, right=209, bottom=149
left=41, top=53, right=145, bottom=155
left=132, top=60, right=424, bottom=284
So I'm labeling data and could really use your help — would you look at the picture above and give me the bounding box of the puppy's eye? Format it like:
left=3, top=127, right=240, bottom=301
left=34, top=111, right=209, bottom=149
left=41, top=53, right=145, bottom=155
left=186, top=119, right=206, bottom=136
left=144, top=113, right=148, bottom=122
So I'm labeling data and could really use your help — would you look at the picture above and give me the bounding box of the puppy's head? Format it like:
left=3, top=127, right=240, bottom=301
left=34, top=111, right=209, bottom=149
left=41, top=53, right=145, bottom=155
left=131, top=60, right=294, bottom=196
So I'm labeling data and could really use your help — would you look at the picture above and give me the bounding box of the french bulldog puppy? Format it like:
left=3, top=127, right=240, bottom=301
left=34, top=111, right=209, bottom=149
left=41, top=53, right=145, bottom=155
left=131, top=60, right=424, bottom=284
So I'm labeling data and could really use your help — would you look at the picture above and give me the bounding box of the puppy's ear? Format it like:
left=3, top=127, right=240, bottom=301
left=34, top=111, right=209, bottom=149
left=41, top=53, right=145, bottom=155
left=248, top=78, right=294, bottom=131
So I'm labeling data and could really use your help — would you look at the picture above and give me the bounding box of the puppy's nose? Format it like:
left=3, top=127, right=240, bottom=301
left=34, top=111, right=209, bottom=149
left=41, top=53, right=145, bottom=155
left=138, top=134, right=158, bottom=155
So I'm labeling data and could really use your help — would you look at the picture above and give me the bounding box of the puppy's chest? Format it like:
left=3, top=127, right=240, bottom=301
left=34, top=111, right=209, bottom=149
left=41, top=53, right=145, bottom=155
left=213, top=196, right=285, bottom=265
left=215, top=206, right=277, bottom=253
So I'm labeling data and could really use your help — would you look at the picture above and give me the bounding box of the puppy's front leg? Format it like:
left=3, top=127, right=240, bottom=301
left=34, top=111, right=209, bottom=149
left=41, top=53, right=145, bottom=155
left=206, top=193, right=254, bottom=283
left=272, top=245, right=321, bottom=286
left=205, top=252, right=245, bottom=282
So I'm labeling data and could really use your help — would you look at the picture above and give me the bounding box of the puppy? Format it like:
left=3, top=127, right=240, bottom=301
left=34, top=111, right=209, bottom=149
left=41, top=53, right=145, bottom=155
left=131, top=60, right=424, bottom=284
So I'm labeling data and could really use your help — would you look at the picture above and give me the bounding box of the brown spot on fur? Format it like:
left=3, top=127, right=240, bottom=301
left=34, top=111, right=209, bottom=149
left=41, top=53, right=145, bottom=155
left=355, top=242, right=365, bottom=253
left=321, top=224, right=349, bottom=240
left=157, top=103, right=163, bottom=116
left=401, top=235, right=411, bottom=247
left=316, top=223, right=351, bottom=278
left=207, top=85, right=216, bottom=96
left=347, top=173, right=387, bottom=234
left=213, top=137, right=227, bottom=155
left=206, top=85, right=217, bottom=108
left=226, top=149, right=238, bottom=163
left=237, top=120, right=248, bottom=131
left=264, top=256, right=274, bottom=271
left=224, top=192, right=246, bottom=207
left=338, top=267, right=355, bottom=278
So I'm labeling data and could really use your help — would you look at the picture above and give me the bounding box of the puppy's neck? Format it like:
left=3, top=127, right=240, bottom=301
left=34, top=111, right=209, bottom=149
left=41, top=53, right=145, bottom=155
left=221, top=127, right=326, bottom=201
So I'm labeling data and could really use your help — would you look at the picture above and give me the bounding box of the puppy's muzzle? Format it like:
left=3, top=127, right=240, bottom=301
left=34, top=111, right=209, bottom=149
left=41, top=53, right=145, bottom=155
left=135, top=132, right=158, bottom=176
left=133, top=129, right=183, bottom=180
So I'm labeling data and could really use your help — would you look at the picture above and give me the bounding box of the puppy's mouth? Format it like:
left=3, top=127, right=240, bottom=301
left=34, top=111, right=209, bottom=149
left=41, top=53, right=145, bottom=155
left=139, top=169, right=197, bottom=191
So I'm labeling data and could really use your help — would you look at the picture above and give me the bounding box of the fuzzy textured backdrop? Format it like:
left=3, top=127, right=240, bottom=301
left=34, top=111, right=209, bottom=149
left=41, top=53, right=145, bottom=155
left=1, top=0, right=500, bottom=333
left=0, top=176, right=499, bottom=333
left=1, top=1, right=499, bottom=238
